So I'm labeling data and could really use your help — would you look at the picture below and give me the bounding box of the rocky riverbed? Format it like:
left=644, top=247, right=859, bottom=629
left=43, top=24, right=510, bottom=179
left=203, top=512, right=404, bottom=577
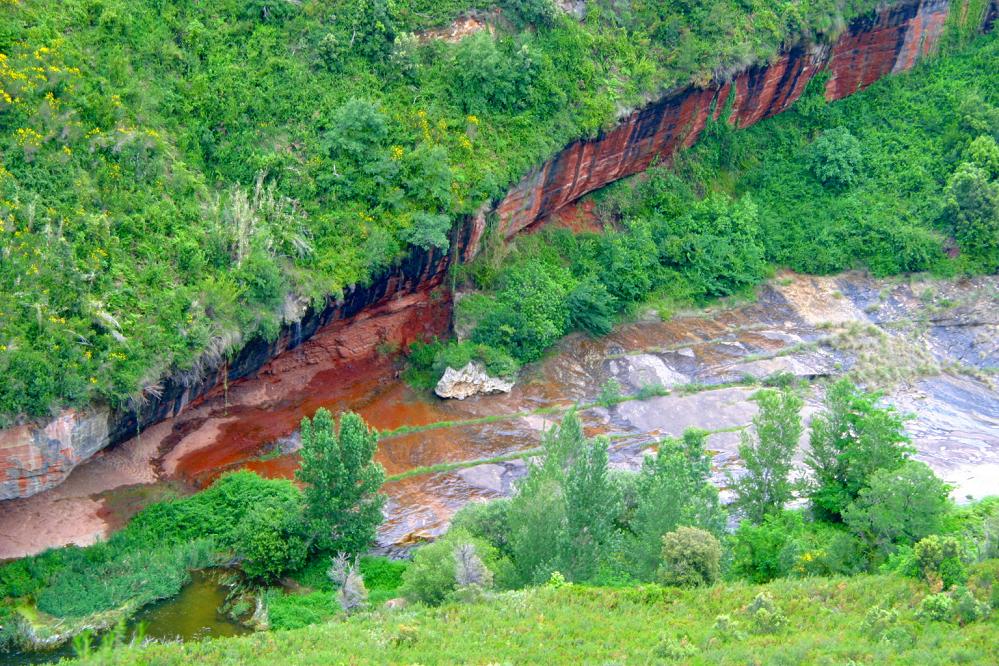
left=1, top=272, right=996, bottom=560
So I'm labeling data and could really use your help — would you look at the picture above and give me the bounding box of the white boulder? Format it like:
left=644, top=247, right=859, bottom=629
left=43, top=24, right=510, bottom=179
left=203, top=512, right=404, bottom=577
left=434, top=362, right=515, bottom=400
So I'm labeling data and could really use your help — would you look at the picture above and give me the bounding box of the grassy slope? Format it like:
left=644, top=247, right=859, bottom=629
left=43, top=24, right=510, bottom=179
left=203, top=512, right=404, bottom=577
left=450, top=28, right=999, bottom=371
left=0, top=0, right=883, bottom=422
left=71, top=574, right=998, bottom=665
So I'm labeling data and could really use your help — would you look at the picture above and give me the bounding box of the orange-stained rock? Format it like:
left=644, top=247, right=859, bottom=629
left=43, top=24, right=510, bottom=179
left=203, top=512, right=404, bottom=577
left=1, top=0, right=994, bottom=500
left=493, top=0, right=966, bottom=238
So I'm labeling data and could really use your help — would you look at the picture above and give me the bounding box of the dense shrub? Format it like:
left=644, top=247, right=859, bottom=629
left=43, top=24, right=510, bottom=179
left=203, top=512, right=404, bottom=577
left=918, top=592, right=955, bottom=622
left=945, top=160, right=999, bottom=269
left=654, top=194, right=767, bottom=299
left=567, top=279, right=617, bottom=336
left=472, top=261, right=572, bottom=363
left=234, top=498, right=309, bottom=582
left=657, top=527, right=722, bottom=587
left=843, top=461, right=952, bottom=557
left=400, top=531, right=504, bottom=606
left=914, top=535, right=968, bottom=589
left=809, top=127, right=864, bottom=189
left=729, top=511, right=805, bottom=584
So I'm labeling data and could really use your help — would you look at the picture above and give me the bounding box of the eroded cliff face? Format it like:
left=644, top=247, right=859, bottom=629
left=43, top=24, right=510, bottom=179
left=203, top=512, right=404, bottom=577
left=1, top=0, right=994, bottom=500
left=0, top=226, right=468, bottom=500
left=494, top=0, right=974, bottom=237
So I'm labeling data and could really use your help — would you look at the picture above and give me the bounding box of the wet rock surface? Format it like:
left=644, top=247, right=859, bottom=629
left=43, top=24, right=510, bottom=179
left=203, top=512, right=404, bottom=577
left=1, top=273, right=996, bottom=559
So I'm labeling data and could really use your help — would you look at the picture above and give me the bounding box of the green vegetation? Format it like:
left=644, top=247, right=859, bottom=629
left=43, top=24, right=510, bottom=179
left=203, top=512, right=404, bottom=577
left=0, top=0, right=894, bottom=423
left=729, top=388, right=804, bottom=523
left=67, top=571, right=999, bottom=665
left=429, top=29, right=999, bottom=385
left=267, top=556, right=407, bottom=631
left=394, top=381, right=996, bottom=604
left=297, top=408, right=386, bottom=555
left=0, top=471, right=297, bottom=647
left=0, top=408, right=389, bottom=649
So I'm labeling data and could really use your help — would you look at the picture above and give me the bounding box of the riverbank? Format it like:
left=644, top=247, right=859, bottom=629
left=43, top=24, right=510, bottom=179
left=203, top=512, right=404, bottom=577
left=63, top=572, right=999, bottom=665
left=2, top=271, right=996, bottom=562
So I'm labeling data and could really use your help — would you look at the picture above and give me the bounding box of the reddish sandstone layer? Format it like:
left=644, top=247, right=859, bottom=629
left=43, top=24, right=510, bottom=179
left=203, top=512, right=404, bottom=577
left=494, top=0, right=965, bottom=237
left=0, top=224, right=466, bottom=500
left=1, top=0, right=994, bottom=500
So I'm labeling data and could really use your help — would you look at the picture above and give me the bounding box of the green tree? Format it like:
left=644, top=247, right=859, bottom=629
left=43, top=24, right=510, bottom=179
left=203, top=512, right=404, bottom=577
left=842, top=461, right=951, bottom=557
left=810, top=126, right=863, bottom=189
left=805, top=380, right=913, bottom=522
left=506, top=412, right=589, bottom=584
left=505, top=411, right=622, bottom=583
left=560, top=436, right=618, bottom=581
left=233, top=497, right=308, bottom=582
left=730, top=389, right=803, bottom=523
left=628, top=429, right=724, bottom=580
left=945, top=162, right=999, bottom=267
left=296, top=409, right=387, bottom=555
left=401, top=212, right=451, bottom=252
left=658, top=526, right=722, bottom=587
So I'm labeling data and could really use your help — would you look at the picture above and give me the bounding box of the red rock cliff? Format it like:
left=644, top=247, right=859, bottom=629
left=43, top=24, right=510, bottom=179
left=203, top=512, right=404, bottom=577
left=493, top=0, right=976, bottom=238
left=1, top=0, right=994, bottom=500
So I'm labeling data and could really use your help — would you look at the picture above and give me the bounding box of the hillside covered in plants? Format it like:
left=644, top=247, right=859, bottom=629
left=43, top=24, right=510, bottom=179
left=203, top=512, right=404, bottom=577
left=1, top=1, right=998, bottom=664
left=420, top=22, right=999, bottom=384
left=0, top=0, right=899, bottom=423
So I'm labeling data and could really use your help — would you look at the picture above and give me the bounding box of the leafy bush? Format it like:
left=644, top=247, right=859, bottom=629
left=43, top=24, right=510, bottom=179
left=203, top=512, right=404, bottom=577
left=449, top=32, right=533, bottom=115
left=472, top=261, right=571, bottom=363
left=918, top=592, right=955, bottom=622
left=810, top=127, right=864, bottom=189
left=654, top=194, right=767, bottom=299
left=567, top=279, right=617, bottom=336
left=597, top=378, right=622, bottom=407
left=729, top=511, right=805, bottom=583
left=401, top=212, right=452, bottom=252
left=745, top=592, right=789, bottom=635
left=843, top=461, right=952, bottom=557
left=653, top=635, right=698, bottom=660
left=265, top=590, right=331, bottom=631
left=914, top=535, right=968, bottom=589
left=451, top=499, right=514, bottom=558
left=945, top=161, right=999, bottom=269
left=400, top=531, right=503, bottom=606
left=952, top=586, right=991, bottom=625
left=233, top=498, right=308, bottom=582
left=861, top=605, right=899, bottom=641
left=657, top=526, right=722, bottom=587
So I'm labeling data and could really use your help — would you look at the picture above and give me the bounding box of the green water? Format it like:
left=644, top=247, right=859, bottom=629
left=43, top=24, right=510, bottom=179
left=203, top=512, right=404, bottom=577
left=1, top=570, right=249, bottom=664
